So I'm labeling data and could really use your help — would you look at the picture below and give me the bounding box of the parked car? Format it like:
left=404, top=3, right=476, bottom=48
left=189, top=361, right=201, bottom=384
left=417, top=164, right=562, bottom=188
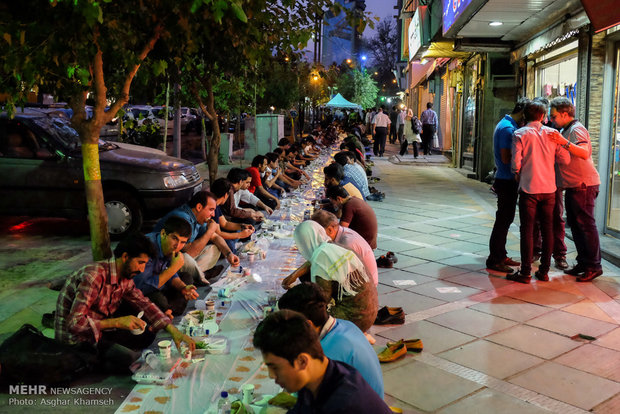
left=0, top=109, right=203, bottom=237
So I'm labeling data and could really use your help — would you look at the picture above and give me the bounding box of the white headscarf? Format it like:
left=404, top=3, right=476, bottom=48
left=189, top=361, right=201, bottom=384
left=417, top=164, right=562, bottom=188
left=294, top=221, right=368, bottom=299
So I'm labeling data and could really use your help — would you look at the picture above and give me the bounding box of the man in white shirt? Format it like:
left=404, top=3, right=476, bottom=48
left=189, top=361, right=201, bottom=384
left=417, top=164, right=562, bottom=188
left=511, top=100, right=570, bottom=283
left=371, top=105, right=390, bottom=157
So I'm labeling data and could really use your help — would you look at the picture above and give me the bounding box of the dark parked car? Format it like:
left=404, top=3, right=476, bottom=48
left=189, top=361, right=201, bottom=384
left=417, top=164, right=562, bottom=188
left=0, top=109, right=203, bottom=237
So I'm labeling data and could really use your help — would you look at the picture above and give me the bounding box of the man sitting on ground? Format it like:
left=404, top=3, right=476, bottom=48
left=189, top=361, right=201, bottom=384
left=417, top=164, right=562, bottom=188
left=246, top=155, right=280, bottom=210
left=333, top=151, right=379, bottom=200
left=134, top=216, right=200, bottom=316
left=224, top=168, right=273, bottom=222
left=277, top=282, right=384, bottom=398
left=153, top=191, right=240, bottom=286
left=55, top=233, right=194, bottom=374
left=253, top=310, right=392, bottom=413
left=323, top=163, right=364, bottom=201
left=326, top=185, right=378, bottom=249
left=210, top=178, right=255, bottom=253
left=312, top=210, right=378, bottom=286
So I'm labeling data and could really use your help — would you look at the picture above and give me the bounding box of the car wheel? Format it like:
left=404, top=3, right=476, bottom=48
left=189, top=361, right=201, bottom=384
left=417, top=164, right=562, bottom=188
left=104, top=189, right=143, bottom=239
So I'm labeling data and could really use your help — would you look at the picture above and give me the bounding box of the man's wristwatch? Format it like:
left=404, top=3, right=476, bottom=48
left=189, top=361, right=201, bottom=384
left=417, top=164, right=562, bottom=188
left=563, top=141, right=571, bottom=150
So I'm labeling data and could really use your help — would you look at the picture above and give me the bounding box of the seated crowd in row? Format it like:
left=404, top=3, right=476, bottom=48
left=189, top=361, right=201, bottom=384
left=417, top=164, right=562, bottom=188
left=54, top=123, right=391, bottom=412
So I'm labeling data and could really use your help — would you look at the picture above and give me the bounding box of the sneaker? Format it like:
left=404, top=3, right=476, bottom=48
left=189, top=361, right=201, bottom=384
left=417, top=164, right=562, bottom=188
left=486, top=262, right=515, bottom=273
left=577, top=269, right=603, bottom=282
left=503, top=257, right=521, bottom=266
left=386, top=251, right=398, bottom=264
left=376, top=255, right=393, bottom=268
left=507, top=271, right=531, bottom=284
left=534, top=270, right=549, bottom=281
left=554, top=258, right=569, bottom=270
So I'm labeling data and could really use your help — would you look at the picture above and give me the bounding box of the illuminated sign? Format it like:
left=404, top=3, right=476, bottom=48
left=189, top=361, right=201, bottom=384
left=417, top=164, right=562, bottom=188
left=443, top=0, right=474, bottom=35
left=408, top=9, right=422, bottom=61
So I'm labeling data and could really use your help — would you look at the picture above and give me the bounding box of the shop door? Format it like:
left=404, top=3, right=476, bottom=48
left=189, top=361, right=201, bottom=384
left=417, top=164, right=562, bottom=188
left=607, top=46, right=620, bottom=235
left=461, top=60, right=479, bottom=171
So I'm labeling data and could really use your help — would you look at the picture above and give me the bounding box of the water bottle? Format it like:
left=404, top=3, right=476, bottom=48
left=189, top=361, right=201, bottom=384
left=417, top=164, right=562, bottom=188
left=141, top=349, right=160, bottom=370
left=217, top=391, right=231, bottom=414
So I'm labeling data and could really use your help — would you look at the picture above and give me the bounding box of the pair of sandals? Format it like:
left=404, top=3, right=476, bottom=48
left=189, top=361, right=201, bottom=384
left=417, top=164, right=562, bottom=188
left=376, top=252, right=397, bottom=268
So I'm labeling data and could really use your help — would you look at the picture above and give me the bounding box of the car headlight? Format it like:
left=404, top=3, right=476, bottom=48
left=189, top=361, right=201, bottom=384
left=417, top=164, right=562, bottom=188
left=163, top=175, right=190, bottom=188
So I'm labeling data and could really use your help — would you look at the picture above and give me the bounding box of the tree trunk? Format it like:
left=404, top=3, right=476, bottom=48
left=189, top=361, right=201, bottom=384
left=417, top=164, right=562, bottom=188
left=82, top=141, right=112, bottom=260
left=192, top=76, right=221, bottom=185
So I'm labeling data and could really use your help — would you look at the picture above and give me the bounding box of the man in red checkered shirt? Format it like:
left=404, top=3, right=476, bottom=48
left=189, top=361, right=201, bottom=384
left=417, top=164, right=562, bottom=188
left=55, top=233, right=194, bottom=373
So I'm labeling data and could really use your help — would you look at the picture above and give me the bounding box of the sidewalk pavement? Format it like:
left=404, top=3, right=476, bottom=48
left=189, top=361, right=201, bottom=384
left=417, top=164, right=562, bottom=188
left=0, top=143, right=619, bottom=412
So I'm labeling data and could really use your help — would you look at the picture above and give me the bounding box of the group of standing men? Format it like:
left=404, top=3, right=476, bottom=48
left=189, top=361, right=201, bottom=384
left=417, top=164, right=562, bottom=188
left=487, top=97, right=602, bottom=283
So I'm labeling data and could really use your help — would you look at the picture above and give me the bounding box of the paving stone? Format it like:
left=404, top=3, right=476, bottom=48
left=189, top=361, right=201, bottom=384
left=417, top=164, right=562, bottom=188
left=526, top=310, right=617, bottom=338
left=554, top=343, right=620, bottom=381
left=428, top=308, right=518, bottom=338
left=486, top=325, right=581, bottom=359
left=383, top=360, right=483, bottom=412
left=596, top=327, right=620, bottom=351
left=439, top=339, right=544, bottom=379
left=436, top=387, right=551, bottom=414
left=509, top=361, right=620, bottom=410
left=378, top=320, right=476, bottom=354
left=468, top=296, right=553, bottom=322
left=406, top=280, right=483, bottom=301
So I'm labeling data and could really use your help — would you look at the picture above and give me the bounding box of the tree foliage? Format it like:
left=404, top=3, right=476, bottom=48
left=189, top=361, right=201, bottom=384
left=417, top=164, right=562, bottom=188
left=336, top=69, right=378, bottom=109
left=363, top=19, right=399, bottom=95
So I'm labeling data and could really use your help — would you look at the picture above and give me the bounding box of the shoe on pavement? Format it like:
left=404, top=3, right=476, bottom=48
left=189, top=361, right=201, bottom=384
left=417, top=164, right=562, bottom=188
left=503, top=257, right=520, bottom=266
left=387, top=338, right=423, bottom=353
left=534, top=270, right=549, bottom=282
left=377, top=341, right=407, bottom=363
left=386, top=252, right=398, bottom=264
left=374, top=306, right=405, bottom=325
left=554, top=258, right=569, bottom=270
left=565, top=265, right=586, bottom=276
left=577, top=269, right=603, bottom=282
left=376, top=255, right=393, bottom=268
left=507, top=271, right=531, bottom=284
left=486, top=262, right=515, bottom=273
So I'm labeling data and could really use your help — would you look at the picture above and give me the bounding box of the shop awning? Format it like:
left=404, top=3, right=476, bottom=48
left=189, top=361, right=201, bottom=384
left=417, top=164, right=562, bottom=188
left=324, top=93, right=361, bottom=109
left=581, top=0, right=620, bottom=33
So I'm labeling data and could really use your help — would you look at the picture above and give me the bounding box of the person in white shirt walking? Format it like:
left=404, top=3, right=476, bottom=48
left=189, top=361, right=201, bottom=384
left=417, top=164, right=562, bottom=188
left=372, top=105, right=390, bottom=157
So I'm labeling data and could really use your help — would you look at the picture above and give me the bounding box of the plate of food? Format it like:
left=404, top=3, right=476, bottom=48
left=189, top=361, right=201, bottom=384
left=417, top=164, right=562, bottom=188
left=184, top=310, right=216, bottom=325
left=193, top=336, right=228, bottom=355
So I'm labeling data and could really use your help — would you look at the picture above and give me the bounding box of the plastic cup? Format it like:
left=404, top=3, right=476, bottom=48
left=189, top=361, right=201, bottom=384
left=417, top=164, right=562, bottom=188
left=247, top=252, right=255, bottom=263
left=158, top=340, right=172, bottom=359
left=241, top=383, right=255, bottom=404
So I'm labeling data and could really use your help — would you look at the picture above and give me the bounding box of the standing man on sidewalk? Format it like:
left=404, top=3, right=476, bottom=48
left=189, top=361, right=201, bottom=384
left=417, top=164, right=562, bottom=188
left=372, top=106, right=390, bottom=157
left=549, top=97, right=603, bottom=282
left=486, top=98, right=527, bottom=273
left=510, top=101, right=570, bottom=283
left=420, top=102, right=438, bottom=156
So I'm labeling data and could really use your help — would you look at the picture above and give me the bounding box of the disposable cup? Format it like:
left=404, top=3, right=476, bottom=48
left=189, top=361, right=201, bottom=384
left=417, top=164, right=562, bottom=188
left=241, top=383, right=255, bottom=404
left=158, top=340, right=172, bottom=359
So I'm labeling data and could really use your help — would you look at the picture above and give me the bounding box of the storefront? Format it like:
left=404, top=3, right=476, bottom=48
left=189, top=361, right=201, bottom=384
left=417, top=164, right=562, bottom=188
left=533, top=41, right=579, bottom=103
left=460, top=55, right=482, bottom=171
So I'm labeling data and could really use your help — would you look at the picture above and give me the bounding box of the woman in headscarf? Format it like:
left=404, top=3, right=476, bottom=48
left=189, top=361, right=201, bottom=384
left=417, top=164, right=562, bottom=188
left=282, top=221, right=378, bottom=333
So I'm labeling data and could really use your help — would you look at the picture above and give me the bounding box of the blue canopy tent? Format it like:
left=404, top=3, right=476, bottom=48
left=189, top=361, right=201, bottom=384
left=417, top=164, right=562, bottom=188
left=325, top=93, right=361, bottom=109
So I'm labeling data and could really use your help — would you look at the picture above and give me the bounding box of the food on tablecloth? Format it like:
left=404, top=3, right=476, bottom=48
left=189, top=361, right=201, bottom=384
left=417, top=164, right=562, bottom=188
left=229, top=376, right=242, bottom=382
left=164, top=384, right=179, bottom=390
left=129, top=397, right=142, bottom=403
left=120, top=404, right=140, bottom=412
left=154, top=397, right=170, bottom=404
left=180, top=362, right=190, bottom=368
left=243, top=347, right=254, bottom=352
left=228, top=387, right=240, bottom=394
left=195, top=341, right=208, bottom=349
left=268, top=392, right=297, bottom=409
left=260, top=366, right=268, bottom=371
left=236, top=365, right=250, bottom=372
left=240, top=355, right=255, bottom=361
left=172, top=372, right=186, bottom=379
left=256, top=374, right=267, bottom=379
left=136, top=388, right=152, bottom=394
left=144, top=411, right=164, bottom=414
left=255, top=384, right=262, bottom=390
